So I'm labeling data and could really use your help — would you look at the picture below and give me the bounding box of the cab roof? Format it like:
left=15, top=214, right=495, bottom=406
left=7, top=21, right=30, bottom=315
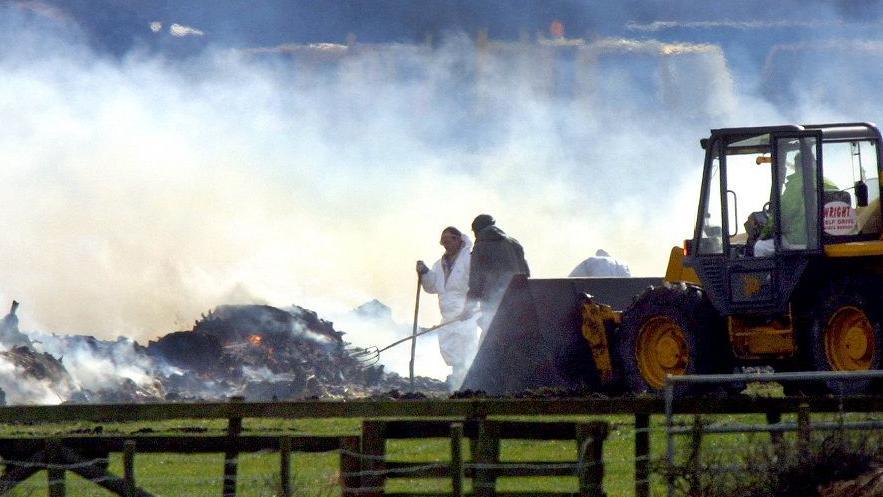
left=701, top=122, right=881, bottom=150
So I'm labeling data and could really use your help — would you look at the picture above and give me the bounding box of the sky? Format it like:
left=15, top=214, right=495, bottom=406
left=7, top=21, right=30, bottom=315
left=2, top=0, right=883, bottom=379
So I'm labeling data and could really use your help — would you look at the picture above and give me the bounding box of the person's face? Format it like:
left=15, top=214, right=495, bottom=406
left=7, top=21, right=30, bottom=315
left=440, top=231, right=461, bottom=255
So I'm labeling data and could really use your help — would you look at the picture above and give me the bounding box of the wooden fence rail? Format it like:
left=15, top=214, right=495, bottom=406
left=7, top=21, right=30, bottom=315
left=0, top=396, right=881, bottom=424
left=0, top=396, right=881, bottom=497
left=0, top=423, right=610, bottom=497
left=0, top=434, right=359, bottom=497
left=358, top=419, right=609, bottom=497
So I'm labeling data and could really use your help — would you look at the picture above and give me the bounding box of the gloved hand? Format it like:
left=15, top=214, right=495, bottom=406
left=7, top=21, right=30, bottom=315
left=416, top=260, right=429, bottom=275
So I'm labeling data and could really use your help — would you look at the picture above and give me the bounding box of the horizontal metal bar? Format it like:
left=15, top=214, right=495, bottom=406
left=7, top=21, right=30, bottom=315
left=666, top=370, right=883, bottom=384
left=668, top=419, right=883, bottom=434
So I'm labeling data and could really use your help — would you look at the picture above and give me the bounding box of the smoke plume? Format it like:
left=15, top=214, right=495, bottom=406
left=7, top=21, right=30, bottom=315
left=1, top=2, right=882, bottom=383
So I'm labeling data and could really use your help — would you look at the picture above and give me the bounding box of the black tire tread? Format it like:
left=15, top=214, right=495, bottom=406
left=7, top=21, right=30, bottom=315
left=616, top=283, right=726, bottom=396
left=795, top=277, right=882, bottom=395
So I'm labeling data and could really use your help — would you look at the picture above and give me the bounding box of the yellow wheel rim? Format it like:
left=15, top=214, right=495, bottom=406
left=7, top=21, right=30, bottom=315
left=825, top=306, right=875, bottom=371
left=636, top=316, right=689, bottom=390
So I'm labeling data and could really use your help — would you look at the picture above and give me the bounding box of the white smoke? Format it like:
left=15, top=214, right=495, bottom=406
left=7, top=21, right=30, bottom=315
left=169, top=23, right=204, bottom=37
left=1, top=4, right=880, bottom=386
left=626, top=20, right=883, bottom=32
left=0, top=354, right=66, bottom=405
left=28, top=332, right=159, bottom=398
left=328, top=309, right=450, bottom=382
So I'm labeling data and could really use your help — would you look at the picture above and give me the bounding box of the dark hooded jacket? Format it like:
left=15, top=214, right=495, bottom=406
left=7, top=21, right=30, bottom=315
left=467, top=225, right=530, bottom=305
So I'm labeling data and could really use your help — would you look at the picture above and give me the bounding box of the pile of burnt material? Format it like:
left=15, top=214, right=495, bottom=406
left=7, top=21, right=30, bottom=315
left=0, top=301, right=446, bottom=405
left=145, top=304, right=447, bottom=401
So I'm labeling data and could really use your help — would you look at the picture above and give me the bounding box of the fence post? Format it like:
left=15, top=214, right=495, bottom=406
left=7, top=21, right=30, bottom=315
left=576, top=422, right=608, bottom=497
left=279, top=436, right=292, bottom=497
left=688, top=415, right=703, bottom=497
left=766, top=410, right=783, bottom=448
left=635, top=413, right=650, bottom=497
left=46, top=438, right=65, bottom=497
left=223, top=396, right=244, bottom=497
left=450, top=423, right=464, bottom=497
left=797, top=403, right=812, bottom=457
left=339, top=436, right=361, bottom=497
left=473, top=419, right=500, bottom=497
left=123, top=440, right=136, bottom=497
left=361, top=421, right=387, bottom=497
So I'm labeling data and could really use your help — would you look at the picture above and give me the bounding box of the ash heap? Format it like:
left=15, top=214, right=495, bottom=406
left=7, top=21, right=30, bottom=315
left=0, top=301, right=446, bottom=405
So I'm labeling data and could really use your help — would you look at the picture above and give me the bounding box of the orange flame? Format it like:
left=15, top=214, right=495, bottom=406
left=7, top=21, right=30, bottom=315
left=248, top=335, right=263, bottom=346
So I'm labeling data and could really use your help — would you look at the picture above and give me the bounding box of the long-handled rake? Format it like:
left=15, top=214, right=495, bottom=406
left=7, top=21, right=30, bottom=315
left=349, top=318, right=468, bottom=365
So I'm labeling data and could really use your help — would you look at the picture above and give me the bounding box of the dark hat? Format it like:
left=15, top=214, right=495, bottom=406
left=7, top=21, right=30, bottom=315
left=471, top=214, right=495, bottom=232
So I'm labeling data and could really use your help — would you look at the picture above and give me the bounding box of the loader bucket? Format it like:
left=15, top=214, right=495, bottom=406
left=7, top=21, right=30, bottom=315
left=460, top=275, right=663, bottom=395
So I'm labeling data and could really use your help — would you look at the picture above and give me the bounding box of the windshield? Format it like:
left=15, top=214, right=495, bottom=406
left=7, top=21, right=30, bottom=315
left=696, top=130, right=882, bottom=257
left=696, top=132, right=828, bottom=257
left=697, top=134, right=775, bottom=256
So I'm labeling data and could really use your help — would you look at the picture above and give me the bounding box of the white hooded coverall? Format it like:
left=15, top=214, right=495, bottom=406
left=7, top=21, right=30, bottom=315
left=420, top=234, right=479, bottom=389
left=568, top=249, right=631, bottom=277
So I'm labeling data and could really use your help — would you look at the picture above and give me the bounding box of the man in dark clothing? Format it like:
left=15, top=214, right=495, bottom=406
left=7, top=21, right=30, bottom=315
left=464, top=214, right=530, bottom=335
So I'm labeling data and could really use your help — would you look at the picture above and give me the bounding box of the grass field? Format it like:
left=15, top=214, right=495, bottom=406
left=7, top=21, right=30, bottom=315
left=0, top=415, right=656, bottom=496
left=0, top=410, right=873, bottom=497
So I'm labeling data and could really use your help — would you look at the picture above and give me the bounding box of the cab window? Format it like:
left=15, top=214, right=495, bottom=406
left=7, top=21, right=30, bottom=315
left=724, top=140, right=774, bottom=256
left=697, top=140, right=723, bottom=254
left=820, top=140, right=881, bottom=238
left=774, top=137, right=819, bottom=251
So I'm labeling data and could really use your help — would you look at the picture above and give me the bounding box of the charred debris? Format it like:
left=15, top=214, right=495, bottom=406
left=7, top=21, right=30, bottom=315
left=0, top=301, right=446, bottom=404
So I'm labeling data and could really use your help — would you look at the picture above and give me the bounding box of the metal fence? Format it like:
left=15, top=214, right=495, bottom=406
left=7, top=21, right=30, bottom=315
left=663, top=370, right=883, bottom=497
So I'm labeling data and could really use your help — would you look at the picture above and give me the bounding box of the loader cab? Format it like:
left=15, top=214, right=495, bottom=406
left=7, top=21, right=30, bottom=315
left=688, top=123, right=883, bottom=316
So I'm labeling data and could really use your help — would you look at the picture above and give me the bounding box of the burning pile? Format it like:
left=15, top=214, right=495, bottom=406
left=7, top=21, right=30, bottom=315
left=148, top=304, right=411, bottom=400
left=0, top=302, right=447, bottom=405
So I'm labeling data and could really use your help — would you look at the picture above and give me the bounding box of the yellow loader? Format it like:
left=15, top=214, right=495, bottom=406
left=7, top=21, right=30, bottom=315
left=463, top=122, right=883, bottom=396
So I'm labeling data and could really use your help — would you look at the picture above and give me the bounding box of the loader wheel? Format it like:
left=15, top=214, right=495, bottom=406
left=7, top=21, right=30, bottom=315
left=636, top=316, right=688, bottom=389
left=617, top=284, right=725, bottom=396
left=800, top=282, right=882, bottom=395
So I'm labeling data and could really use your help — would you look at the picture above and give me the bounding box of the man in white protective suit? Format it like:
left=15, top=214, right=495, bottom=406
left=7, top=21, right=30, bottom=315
left=416, top=226, right=479, bottom=391
left=568, top=249, right=631, bottom=277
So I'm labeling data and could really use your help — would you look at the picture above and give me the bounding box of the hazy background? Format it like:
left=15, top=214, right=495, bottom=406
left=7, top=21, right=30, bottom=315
left=2, top=0, right=883, bottom=378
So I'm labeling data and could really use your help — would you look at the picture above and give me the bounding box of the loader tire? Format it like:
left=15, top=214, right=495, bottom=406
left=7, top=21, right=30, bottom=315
left=797, top=280, right=882, bottom=395
left=617, top=284, right=726, bottom=396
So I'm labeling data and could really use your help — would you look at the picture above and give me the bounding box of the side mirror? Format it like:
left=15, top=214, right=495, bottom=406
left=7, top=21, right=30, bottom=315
left=855, top=180, right=869, bottom=207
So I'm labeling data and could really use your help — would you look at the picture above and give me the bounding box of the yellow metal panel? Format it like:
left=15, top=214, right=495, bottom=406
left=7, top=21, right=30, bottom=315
left=727, top=313, right=795, bottom=359
left=580, top=300, right=620, bottom=385
left=824, top=240, right=883, bottom=257
left=664, top=246, right=701, bottom=285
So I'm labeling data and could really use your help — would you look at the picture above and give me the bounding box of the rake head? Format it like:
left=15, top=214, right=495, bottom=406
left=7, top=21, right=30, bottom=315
left=347, top=345, right=380, bottom=365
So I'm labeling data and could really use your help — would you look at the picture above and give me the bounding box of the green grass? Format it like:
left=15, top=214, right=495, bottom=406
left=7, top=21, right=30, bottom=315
left=1, top=416, right=664, bottom=497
